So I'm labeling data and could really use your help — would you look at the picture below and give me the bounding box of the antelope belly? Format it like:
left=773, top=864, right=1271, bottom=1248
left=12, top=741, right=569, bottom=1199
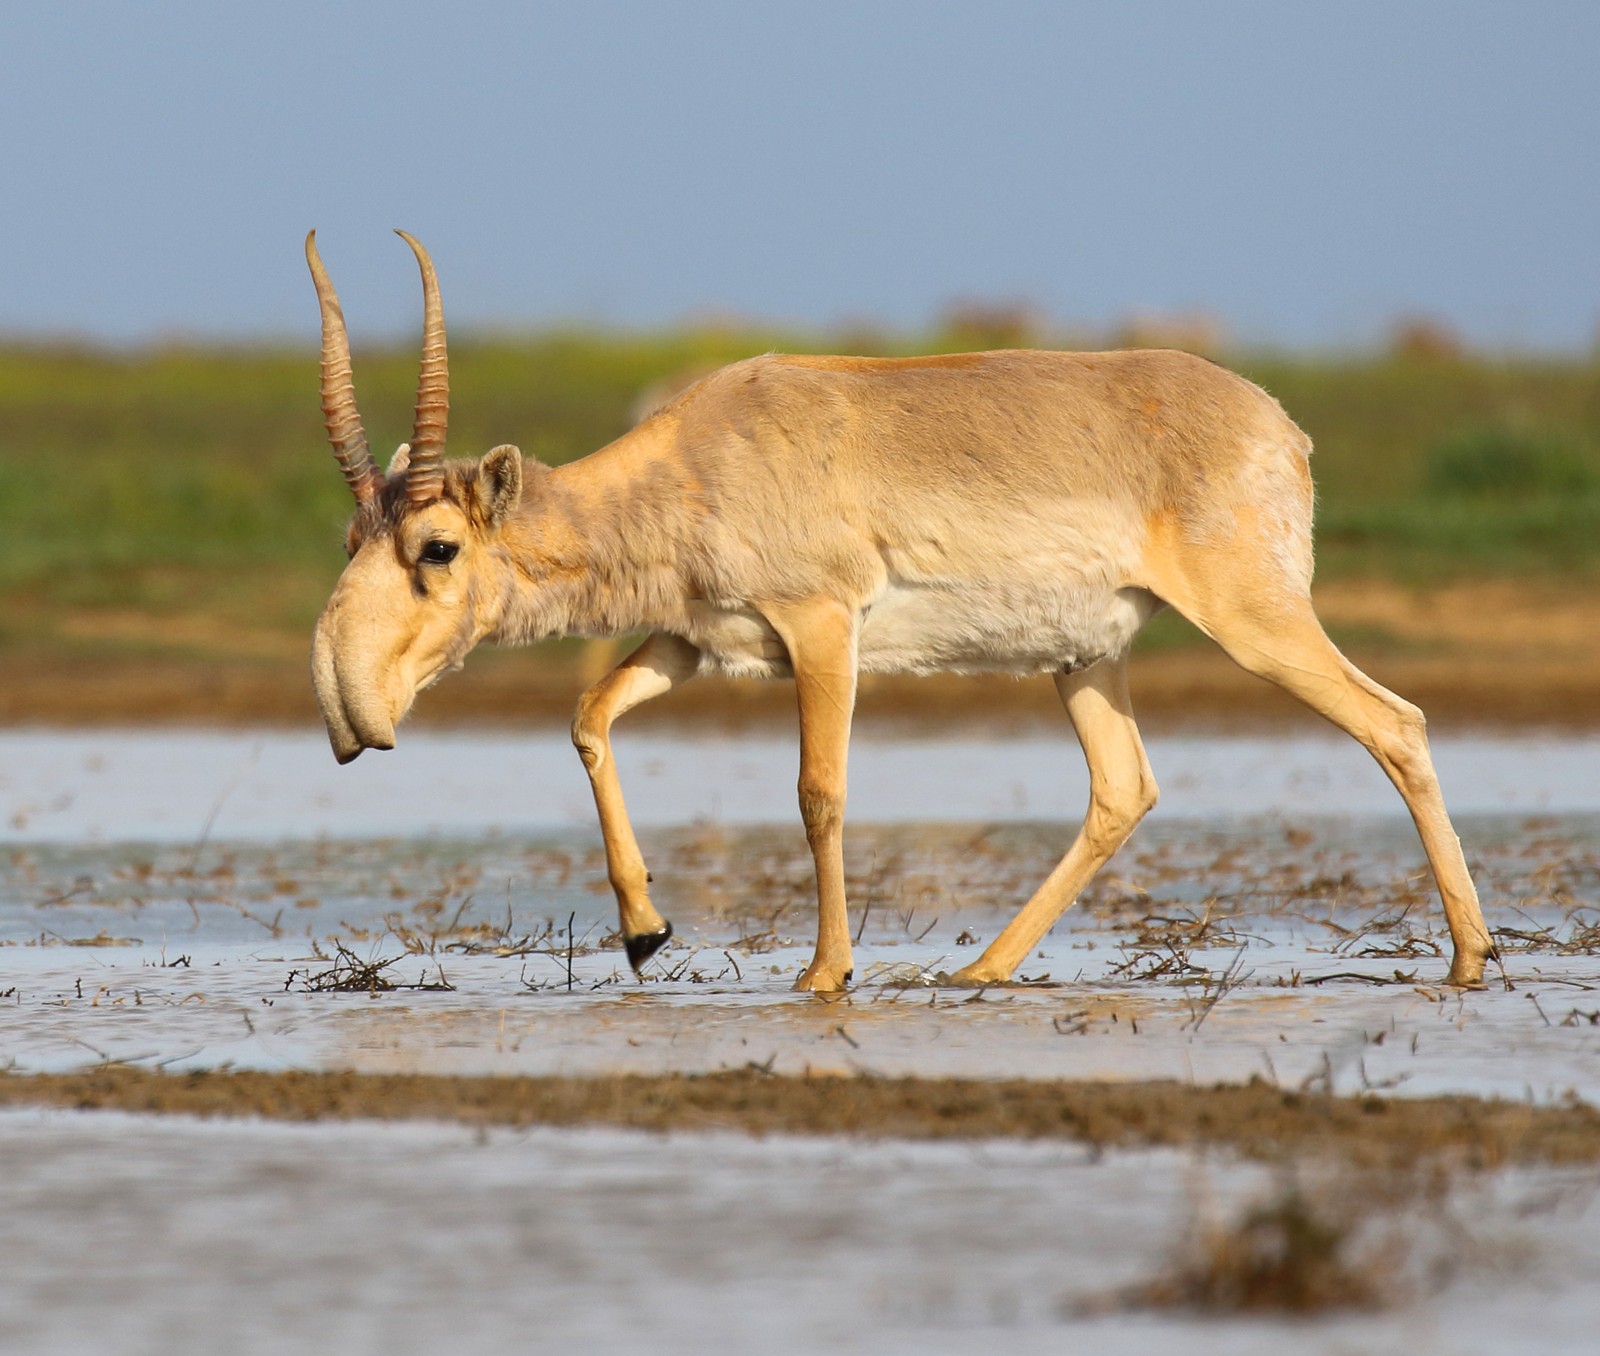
left=855, top=581, right=1158, bottom=677
left=680, top=585, right=1159, bottom=680
left=681, top=603, right=794, bottom=678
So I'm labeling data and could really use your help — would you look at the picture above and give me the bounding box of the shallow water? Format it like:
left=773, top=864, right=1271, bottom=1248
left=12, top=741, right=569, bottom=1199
left=2, top=730, right=1597, bottom=1101
left=4, top=728, right=1600, bottom=1353
left=4, top=727, right=1599, bottom=843
left=5, top=1108, right=1598, bottom=1356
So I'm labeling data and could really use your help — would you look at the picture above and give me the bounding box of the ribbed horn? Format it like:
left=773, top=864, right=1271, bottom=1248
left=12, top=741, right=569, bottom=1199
left=305, top=231, right=381, bottom=505
left=396, top=230, right=449, bottom=505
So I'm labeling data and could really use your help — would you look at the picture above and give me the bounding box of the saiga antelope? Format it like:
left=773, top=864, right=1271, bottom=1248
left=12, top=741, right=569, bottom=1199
left=307, top=231, right=1497, bottom=993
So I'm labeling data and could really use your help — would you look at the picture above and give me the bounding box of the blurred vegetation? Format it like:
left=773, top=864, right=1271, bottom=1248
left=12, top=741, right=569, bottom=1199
left=1424, top=424, right=1597, bottom=498
left=1231, top=354, right=1600, bottom=578
left=1, top=330, right=1597, bottom=665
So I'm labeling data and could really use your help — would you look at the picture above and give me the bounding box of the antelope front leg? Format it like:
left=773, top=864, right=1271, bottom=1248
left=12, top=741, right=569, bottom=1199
left=765, top=598, right=859, bottom=993
left=571, top=633, right=701, bottom=970
left=952, top=657, right=1157, bottom=986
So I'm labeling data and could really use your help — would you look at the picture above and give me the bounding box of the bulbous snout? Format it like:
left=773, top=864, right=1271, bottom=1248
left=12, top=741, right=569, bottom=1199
left=311, top=600, right=401, bottom=764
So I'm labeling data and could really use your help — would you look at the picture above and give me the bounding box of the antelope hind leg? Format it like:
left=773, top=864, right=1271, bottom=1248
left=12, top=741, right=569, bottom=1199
left=1164, top=584, right=1495, bottom=988
left=571, top=632, right=701, bottom=970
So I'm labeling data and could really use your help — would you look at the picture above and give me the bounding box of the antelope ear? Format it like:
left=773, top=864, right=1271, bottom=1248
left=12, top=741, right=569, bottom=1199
left=387, top=443, right=412, bottom=477
left=476, top=444, right=524, bottom=526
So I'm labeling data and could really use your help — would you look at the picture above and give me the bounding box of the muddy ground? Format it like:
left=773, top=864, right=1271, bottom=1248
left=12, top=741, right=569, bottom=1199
left=4, top=579, right=1597, bottom=731
left=5, top=1065, right=1600, bottom=1170
left=5, top=645, right=1596, bottom=732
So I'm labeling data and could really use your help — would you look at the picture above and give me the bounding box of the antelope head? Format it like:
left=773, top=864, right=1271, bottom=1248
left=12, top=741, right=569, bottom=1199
left=307, top=231, right=524, bottom=763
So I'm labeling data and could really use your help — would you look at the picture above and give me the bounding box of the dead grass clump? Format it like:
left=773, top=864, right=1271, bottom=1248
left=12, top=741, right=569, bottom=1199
left=1135, top=1181, right=1391, bottom=1313
left=1109, top=942, right=1210, bottom=983
left=1489, top=913, right=1600, bottom=957
left=1108, top=1167, right=1454, bottom=1317
left=288, top=943, right=455, bottom=994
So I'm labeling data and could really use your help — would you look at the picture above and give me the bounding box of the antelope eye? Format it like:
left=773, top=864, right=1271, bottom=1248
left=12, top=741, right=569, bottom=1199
left=420, top=540, right=459, bottom=565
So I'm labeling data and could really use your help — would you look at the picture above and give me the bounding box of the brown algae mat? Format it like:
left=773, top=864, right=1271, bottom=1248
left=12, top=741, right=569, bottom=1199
left=5, top=1067, right=1599, bottom=1169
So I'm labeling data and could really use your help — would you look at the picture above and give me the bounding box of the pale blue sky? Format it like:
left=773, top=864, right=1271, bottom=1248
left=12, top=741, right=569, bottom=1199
left=4, top=1, right=1597, bottom=348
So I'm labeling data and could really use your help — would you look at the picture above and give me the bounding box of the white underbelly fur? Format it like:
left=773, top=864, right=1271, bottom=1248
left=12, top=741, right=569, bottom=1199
left=681, top=583, right=1161, bottom=680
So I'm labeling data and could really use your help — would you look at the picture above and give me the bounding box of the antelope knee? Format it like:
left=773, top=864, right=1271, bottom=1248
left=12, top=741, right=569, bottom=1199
left=1085, top=775, right=1157, bottom=852
left=571, top=704, right=610, bottom=774
left=1390, top=696, right=1430, bottom=755
left=1373, top=693, right=1435, bottom=790
left=797, top=779, right=845, bottom=843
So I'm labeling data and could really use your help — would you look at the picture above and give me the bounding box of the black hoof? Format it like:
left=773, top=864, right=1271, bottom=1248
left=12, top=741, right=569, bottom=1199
left=625, top=923, right=673, bottom=971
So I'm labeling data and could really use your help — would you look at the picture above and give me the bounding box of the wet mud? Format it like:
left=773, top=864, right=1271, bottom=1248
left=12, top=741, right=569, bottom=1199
left=5, top=1064, right=1600, bottom=1169
left=3, top=643, right=1598, bottom=732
